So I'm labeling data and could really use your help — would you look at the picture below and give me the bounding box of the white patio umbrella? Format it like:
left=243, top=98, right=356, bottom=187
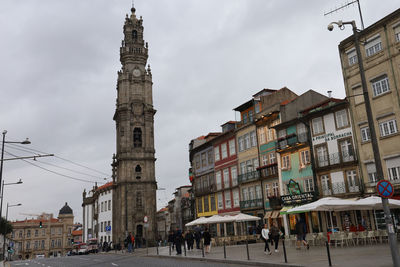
left=232, top=213, right=261, bottom=222
left=206, top=215, right=235, bottom=224
left=286, top=197, right=357, bottom=232
left=185, top=216, right=208, bottom=226
left=354, top=196, right=400, bottom=210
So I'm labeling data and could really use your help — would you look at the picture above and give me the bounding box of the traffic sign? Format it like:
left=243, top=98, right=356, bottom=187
left=105, top=225, right=111, bottom=232
left=377, top=180, right=394, bottom=198
left=9, top=242, right=14, bottom=247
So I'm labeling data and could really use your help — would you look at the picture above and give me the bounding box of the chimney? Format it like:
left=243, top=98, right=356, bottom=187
left=327, top=90, right=332, bottom=98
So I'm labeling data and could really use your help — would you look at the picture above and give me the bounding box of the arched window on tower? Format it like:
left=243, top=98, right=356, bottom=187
left=132, top=30, right=138, bottom=39
left=135, top=165, right=141, bottom=180
left=136, top=192, right=143, bottom=208
left=133, top=128, right=142, bottom=147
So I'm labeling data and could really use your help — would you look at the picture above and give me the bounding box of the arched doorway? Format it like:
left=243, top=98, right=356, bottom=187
left=136, top=224, right=143, bottom=237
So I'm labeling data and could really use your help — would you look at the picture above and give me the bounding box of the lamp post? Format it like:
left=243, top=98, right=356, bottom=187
left=2, top=203, right=21, bottom=260
left=328, top=20, right=400, bottom=266
left=0, top=130, right=30, bottom=213
left=0, top=179, right=23, bottom=223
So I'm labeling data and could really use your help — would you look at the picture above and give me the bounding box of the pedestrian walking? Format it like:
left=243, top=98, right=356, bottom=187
left=168, top=231, right=175, bottom=250
left=202, top=227, right=211, bottom=253
left=261, top=224, right=272, bottom=255
left=126, top=232, right=133, bottom=253
left=185, top=231, right=194, bottom=250
left=270, top=222, right=281, bottom=253
left=295, top=217, right=309, bottom=250
left=175, top=229, right=184, bottom=255
left=194, top=228, right=201, bottom=249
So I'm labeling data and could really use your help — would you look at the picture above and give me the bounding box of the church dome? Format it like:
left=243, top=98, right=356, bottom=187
left=59, top=202, right=73, bottom=215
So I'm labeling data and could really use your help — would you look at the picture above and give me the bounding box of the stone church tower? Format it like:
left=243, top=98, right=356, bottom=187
left=112, top=6, right=157, bottom=245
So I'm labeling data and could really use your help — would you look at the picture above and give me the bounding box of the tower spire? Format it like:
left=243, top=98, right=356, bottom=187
left=131, top=0, right=135, bottom=14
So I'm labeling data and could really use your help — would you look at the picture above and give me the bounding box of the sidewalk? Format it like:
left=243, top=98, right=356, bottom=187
left=146, top=242, right=396, bottom=267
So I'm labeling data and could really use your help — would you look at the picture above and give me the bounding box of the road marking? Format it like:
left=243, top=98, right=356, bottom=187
left=111, top=263, right=118, bottom=266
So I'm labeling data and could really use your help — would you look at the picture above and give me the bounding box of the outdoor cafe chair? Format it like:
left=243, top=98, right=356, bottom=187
left=380, top=229, right=389, bottom=243
left=345, top=232, right=355, bottom=246
left=357, top=231, right=367, bottom=245
left=330, top=232, right=339, bottom=247
left=290, top=235, right=297, bottom=247
left=336, top=232, right=347, bottom=247
left=374, top=230, right=382, bottom=243
left=305, top=233, right=315, bottom=246
left=367, top=231, right=377, bottom=245
left=316, top=232, right=327, bottom=246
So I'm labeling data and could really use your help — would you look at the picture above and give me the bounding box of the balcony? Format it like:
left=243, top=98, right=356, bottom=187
left=240, top=198, right=263, bottom=209
left=258, top=164, right=278, bottom=179
left=268, top=196, right=282, bottom=209
left=238, top=171, right=260, bottom=184
left=194, top=184, right=216, bottom=196
left=321, top=182, right=360, bottom=196
left=316, top=150, right=357, bottom=168
left=277, top=133, right=308, bottom=151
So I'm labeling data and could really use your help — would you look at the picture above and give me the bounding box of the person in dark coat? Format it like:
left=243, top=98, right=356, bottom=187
left=175, top=229, right=184, bottom=255
left=295, top=217, right=309, bottom=250
left=202, top=227, right=211, bottom=253
left=168, top=231, right=175, bottom=250
left=185, top=230, right=194, bottom=250
left=194, top=228, right=201, bottom=249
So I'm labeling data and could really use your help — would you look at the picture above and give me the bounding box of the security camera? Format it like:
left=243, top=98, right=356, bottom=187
left=327, top=24, right=334, bottom=31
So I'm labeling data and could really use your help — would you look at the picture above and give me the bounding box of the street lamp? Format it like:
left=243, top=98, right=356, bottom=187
left=0, top=130, right=30, bottom=213
left=0, top=179, right=23, bottom=223
left=328, top=20, right=400, bottom=266
left=2, top=203, right=21, bottom=260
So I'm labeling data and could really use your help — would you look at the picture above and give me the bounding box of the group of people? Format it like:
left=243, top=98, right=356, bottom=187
left=261, top=222, right=282, bottom=255
left=167, top=227, right=212, bottom=255
left=124, top=232, right=147, bottom=253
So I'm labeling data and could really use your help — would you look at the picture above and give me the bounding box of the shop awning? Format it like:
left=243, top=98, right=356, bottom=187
left=271, top=211, right=281, bottom=218
left=264, top=211, right=273, bottom=219
left=279, top=206, right=294, bottom=215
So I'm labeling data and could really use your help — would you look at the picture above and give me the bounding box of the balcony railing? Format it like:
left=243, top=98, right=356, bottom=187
left=259, top=164, right=278, bottom=178
left=277, top=133, right=308, bottom=150
left=194, top=184, right=216, bottom=196
left=240, top=198, right=263, bottom=209
left=321, top=182, right=360, bottom=196
left=238, top=171, right=260, bottom=184
left=316, top=150, right=357, bottom=168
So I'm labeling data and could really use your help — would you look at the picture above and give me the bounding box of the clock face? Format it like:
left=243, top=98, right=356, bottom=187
left=133, top=69, right=141, bottom=77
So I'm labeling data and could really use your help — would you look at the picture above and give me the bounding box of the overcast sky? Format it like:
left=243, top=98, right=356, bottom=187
left=0, top=0, right=398, bottom=223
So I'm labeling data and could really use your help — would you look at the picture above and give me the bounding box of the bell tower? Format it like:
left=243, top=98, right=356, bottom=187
left=112, top=6, right=157, bottom=245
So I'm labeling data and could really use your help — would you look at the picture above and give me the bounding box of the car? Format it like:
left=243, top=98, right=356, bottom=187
left=78, top=244, right=88, bottom=255
left=36, top=254, right=45, bottom=259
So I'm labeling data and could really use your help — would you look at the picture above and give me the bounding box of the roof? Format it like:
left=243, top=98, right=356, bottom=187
left=97, top=182, right=113, bottom=191
left=300, top=98, right=345, bottom=115
left=59, top=202, right=73, bottom=215
left=233, top=99, right=253, bottom=112
left=72, top=230, right=82, bottom=236
left=13, top=218, right=59, bottom=224
left=157, top=207, right=168, bottom=213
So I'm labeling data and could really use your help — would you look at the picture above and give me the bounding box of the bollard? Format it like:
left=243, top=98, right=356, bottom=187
left=202, top=241, right=205, bottom=258
left=325, top=241, right=332, bottom=267
left=282, top=239, right=287, bottom=263
left=246, top=239, right=250, bottom=260
left=156, top=243, right=159, bottom=255
left=223, top=239, right=226, bottom=259
left=169, top=243, right=171, bottom=256
left=184, top=242, right=187, bottom=256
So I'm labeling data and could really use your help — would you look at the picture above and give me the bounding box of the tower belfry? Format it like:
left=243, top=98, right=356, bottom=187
left=112, top=6, right=157, bottom=245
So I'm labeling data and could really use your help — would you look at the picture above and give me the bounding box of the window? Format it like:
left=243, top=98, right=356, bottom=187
left=250, top=131, right=257, bottom=147
left=35, top=230, right=38, bottom=237
left=224, top=191, right=231, bottom=209
left=195, top=179, right=201, bottom=191
left=136, top=191, right=142, bottom=208
left=231, top=166, right=238, bottom=186
left=255, top=185, right=262, bottom=199
left=133, top=128, right=142, bottom=147
left=372, top=76, right=390, bottom=97
left=258, top=128, right=266, bottom=144
left=379, top=119, right=398, bottom=137
left=242, top=113, right=248, bottom=124
left=202, top=175, right=208, bottom=189
left=269, top=152, right=276, bottom=164
left=346, top=170, right=359, bottom=192
left=27, top=230, right=31, bottom=238
left=42, top=229, right=45, bottom=236
left=240, top=162, right=246, bottom=175
left=108, top=200, right=111, bottom=210
left=268, top=129, right=275, bottom=141
left=195, top=155, right=200, bottom=170
left=339, top=139, right=354, bottom=162
left=335, top=109, right=349, bottom=128
left=229, top=139, right=236, bottom=156
left=233, top=189, right=240, bottom=207
left=217, top=193, right=223, bottom=209
left=101, top=202, right=104, bottom=212
left=265, top=184, right=271, bottom=197
left=135, top=165, right=141, bottom=173
left=312, top=117, right=324, bottom=135
left=214, top=147, right=220, bottom=161
left=132, top=30, right=138, bottom=39
left=272, top=182, right=279, bottom=197
left=57, top=239, right=61, bottom=247
left=221, top=143, right=227, bottom=159
left=252, top=158, right=259, bottom=170
left=316, top=146, right=329, bottom=167
left=321, top=175, right=331, bottom=195
left=304, top=178, right=314, bottom=192
left=34, top=241, right=38, bottom=249
left=299, top=149, right=310, bottom=167
left=204, top=196, right=209, bottom=212
left=395, top=26, right=400, bottom=42
left=242, top=188, right=249, bottom=201
left=255, top=104, right=260, bottom=113
left=27, top=241, right=30, bottom=249
left=223, top=168, right=230, bottom=189
left=210, top=194, right=216, bottom=211
left=361, top=126, right=371, bottom=142
left=386, top=157, right=400, bottom=182
left=19, top=231, right=22, bottom=238
left=365, top=36, right=382, bottom=57
left=262, top=154, right=268, bottom=166
left=244, top=133, right=251, bottom=149
left=366, top=163, right=377, bottom=183
left=101, top=222, right=103, bottom=232
left=278, top=129, right=286, bottom=139
left=197, top=198, right=203, bottom=213
left=249, top=110, right=254, bottom=122
left=282, top=155, right=290, bottom=169
left=201, top=152, right=207, bottom=167
left=41, top=240, right=45, bottom=249
left=104, top=201, right=107, bottom=211
left=216, top=171, right=222, bottom=190
left=208, top=150, right=213, bottom=165
left=347, top=48, right=358, bottom=65
left=238, top=136, right=244, bottom=152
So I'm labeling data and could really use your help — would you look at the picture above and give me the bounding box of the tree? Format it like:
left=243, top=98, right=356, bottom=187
left=0, top=217, right=13, bottom=236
